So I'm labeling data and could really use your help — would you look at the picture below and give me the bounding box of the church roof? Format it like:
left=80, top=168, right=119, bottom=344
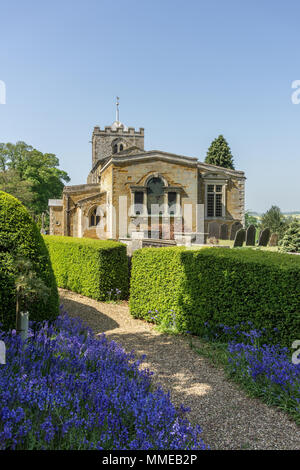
left=101, top=150, right=244, bottom=177
left=90, top=149, right=245, bottom=179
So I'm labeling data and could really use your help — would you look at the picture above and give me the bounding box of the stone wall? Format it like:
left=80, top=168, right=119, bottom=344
left=112, top=158, right=199, bottom=239
left=49, top=205, right=63, bottom=235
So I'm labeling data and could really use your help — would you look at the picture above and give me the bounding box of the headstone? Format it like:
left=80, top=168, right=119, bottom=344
left=230, top=222, right=243, bottom=240
left=220, top=223, right=228, bottom=240
left=257, top=230, right=261, bottom=245
left=246, top=224, right=256, bottom=246
left=269, top=233, right=279, bottom=247
left=208, top=222, right=220, bottom=239
left=233, top=228, right=246, bottom=247
left=258, top=228, right=271, bottom=247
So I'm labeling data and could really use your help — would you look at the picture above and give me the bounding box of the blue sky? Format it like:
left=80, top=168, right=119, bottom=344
left=1, top=0, right=300, bottom=212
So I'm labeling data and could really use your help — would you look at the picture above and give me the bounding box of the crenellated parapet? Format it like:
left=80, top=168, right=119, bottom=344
left=93, top=126, right=144, bottom=136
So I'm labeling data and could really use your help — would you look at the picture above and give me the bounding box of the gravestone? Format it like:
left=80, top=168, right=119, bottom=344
left=269, top=232, right=279, bottom=247
left=220, top=223, right=229, bottom=240
left=246, top=224, right=256, bottom=246
left=208, top=222, right=220, bottom=239
left=233, top=228, right=246, bottom=247
left=257, top=230, right=261, bottom=244
left=230, top=221, right=243, bottom=240
left=258, top=227, right=271, bottom=246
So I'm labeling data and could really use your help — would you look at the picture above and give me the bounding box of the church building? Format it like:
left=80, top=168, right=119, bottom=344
left=49, top=101, right=245, bottom=244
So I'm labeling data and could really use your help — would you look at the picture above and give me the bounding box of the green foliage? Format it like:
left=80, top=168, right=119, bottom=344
left=279, top=219, right=300, bottom=253
left=0, top=141, right=70, bottom=216
left=0, top=191, right=59, bottom=330
left=260, top=206, right=289, bottom=240
left=245, top=211, right=260, bottom=229
left=205, top=135, right=235, bottom=169
left=44, top=236, right=129, bottom=301
left=130, top=247, right=300, bottom=347
left=0, top=169, right=34, bottom=207
left=14, top=257, right=51, bottom=314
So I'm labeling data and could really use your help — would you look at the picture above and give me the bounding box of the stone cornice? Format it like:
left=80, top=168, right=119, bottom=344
left=76, top=192, right=106, bottom=206
left=94, top=150, right=245, bottom=178
left=99, top=151, right=199, bottom=174
left=198, top=162, right=245, bottom=178
left=63, top=183, right=100, bottom=193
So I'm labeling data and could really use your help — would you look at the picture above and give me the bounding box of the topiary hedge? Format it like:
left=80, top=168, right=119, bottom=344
left=279, top=220, right=300, bottom=253
left=130, top=247, right=300, bottom=347
left=0, top=191, right=59, bottom=330
left=44, top=236, right=129, bottom=301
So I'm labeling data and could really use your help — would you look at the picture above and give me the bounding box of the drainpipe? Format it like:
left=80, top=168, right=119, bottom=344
left=65, top=194, right=70, bottom=236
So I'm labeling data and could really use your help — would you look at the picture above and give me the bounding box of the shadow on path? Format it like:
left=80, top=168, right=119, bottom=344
left=60, top=295, right=119, bottom=333
left=59, top=288, right=300, bottom=451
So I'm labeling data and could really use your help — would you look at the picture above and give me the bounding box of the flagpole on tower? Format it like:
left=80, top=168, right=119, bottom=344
left=116, top=96, right=120, bottom=123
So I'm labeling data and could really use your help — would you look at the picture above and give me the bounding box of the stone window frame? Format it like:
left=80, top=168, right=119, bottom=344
left=129, top=173, right=182, bottom=217
left=89, top=206, right=100, bottom=227
left=203, top=175, right=228, bottom=219
left=88, top=204, right=106, bottom=227
left=111, top=138, right=126, bottom=154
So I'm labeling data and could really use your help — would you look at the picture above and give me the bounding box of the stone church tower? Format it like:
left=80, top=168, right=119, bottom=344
left=90, top=97, right=144, bottom=169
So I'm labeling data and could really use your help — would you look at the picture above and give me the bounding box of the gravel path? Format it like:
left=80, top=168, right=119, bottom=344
left=59, top=288, right=300, bottom=450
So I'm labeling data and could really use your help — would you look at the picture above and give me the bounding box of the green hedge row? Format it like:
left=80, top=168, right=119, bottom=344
left=44, top=236, right=129, bottom=301
left=129, top=247, right=300, bottom=347
left=0, top=191, right=59, bottom=330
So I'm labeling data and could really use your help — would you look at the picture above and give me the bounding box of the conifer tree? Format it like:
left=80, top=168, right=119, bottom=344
left=205, top=135, right=235, bottom=169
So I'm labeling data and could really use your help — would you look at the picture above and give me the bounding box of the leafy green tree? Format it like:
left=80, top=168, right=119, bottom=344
left=205, top=135, right=235, bottom=169
left=0, top=169, right=34, bottom=207
left=245, top=210, right=260, bottom=229
left=260, top=205, right=289, bottom=240
left=0, top=141, right=70, bottom=216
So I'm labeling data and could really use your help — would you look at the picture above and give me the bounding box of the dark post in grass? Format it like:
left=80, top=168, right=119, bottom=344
left=233, top=228, right=246, bottom=247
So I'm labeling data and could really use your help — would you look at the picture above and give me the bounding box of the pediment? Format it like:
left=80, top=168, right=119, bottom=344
left=202, top=171, right=230, bottom=179
left=110, top=150, right=198, bottom=168
left=76, top=191, right=106, bottom=206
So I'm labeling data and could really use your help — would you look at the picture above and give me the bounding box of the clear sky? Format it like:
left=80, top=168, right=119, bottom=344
left=1, top=0, right=300, bottom=213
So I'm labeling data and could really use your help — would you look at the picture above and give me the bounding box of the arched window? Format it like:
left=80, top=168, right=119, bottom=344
left=113, top=144, right=118, bottom=154
left=90, top=207, right=100, bottom=226
left=119, top=144, right=123, bottom=151
left=147, top=177, right=164, bottom=214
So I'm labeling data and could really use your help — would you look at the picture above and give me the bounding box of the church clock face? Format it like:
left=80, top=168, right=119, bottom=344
left=147, top=177, right=164, bottom=214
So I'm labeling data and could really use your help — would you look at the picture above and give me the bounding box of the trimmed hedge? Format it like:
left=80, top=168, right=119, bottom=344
left=0, top=191, right=59, bottom=330
left=130, top=247, right=300, bottom=347
left=44, top=236, right=129, bottom=301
